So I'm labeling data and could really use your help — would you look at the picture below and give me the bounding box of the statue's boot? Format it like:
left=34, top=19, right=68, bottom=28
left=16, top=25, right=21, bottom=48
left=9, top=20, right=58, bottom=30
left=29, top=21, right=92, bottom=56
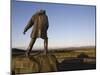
left=43, top=50, right=48, bottom=56
left=25, top=51, right=30, bottom=57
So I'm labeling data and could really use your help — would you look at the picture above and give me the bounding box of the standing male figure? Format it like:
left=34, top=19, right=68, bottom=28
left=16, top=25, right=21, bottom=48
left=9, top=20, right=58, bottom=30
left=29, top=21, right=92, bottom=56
left=23, top=10, right=49, bottom=57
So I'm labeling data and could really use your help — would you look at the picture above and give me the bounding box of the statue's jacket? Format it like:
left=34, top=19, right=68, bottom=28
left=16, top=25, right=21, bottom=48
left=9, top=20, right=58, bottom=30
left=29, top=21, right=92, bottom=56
left=24, top=11, right=49, bottom=39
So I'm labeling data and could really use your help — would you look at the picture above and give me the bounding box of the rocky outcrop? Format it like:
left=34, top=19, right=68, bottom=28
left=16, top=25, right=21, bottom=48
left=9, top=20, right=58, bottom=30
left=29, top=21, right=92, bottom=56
left=12, top=53, right=58, bottom=74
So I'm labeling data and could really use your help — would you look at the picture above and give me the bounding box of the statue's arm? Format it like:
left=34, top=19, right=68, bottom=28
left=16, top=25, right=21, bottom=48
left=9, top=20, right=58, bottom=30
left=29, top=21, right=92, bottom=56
left=23, top=16, right=34, bottom=33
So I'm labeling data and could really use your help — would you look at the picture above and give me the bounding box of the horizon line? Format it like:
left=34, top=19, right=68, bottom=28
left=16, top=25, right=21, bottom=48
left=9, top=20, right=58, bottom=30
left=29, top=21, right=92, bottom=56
left=12, top=45, right=96, bottom=50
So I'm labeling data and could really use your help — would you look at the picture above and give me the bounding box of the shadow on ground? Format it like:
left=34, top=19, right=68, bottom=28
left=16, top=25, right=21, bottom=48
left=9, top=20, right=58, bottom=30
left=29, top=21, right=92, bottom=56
left=58, top=58, right=96, bottom=71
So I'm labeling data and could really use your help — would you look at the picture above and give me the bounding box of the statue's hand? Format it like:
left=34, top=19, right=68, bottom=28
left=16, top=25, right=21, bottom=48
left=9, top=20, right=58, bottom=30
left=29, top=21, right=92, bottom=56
left=23, top=31, right=26, bottom=35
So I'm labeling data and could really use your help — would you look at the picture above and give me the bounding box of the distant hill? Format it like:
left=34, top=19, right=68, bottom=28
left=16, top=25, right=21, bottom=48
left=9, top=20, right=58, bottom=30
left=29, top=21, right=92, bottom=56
left=12, top=48, right=25, bottom=53
left=12, top=48, right=43, bottom=56
left=12, top=46, right=95, bottom=54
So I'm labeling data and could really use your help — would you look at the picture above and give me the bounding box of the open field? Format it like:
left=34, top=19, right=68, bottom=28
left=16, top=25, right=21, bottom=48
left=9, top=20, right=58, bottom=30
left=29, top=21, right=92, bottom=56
left=12, top=46, right=96, bottom=62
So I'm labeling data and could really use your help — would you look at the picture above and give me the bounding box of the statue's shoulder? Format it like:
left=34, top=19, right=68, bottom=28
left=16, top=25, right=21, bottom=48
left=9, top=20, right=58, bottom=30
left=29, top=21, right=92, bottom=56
left=31, top=14, right=38, bottom=20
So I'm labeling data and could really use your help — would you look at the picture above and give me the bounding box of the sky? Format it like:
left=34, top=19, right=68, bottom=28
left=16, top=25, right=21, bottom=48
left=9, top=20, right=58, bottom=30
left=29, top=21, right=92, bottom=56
left=12, top=0, right=96, bottom=49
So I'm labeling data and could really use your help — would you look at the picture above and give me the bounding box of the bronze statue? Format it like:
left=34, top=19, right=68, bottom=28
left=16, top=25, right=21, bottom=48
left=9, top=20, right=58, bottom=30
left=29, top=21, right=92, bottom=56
left=23, top=10, right=49, bottom=57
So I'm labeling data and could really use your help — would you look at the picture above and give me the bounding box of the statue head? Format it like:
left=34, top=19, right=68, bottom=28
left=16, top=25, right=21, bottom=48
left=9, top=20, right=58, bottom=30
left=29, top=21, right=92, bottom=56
left=36, top=9, right=46, bottom=15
